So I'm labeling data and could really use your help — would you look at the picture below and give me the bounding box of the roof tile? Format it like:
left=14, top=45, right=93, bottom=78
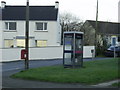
left=1, top=6, right=58, bottom=21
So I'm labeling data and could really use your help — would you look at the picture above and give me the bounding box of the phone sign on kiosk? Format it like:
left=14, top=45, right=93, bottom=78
left=63, top=31, right=84, bottom=68
left=21, top=49, right=27, bottom=59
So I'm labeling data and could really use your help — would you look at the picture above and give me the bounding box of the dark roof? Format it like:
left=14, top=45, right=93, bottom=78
left=86, top=20, right=120, bottom=35
left=1, top=6, right=58, bottom=21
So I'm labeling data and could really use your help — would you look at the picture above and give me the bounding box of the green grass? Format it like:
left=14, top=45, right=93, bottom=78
left=11, top=58, right=119, bottom=85
left=112, top=82, right=120, bottom=87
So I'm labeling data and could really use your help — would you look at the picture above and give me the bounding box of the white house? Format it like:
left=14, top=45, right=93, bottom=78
left=0, top=1, right=64, bottom=62
left=0, top=1, right=61, bottom=48
left=118, top=1, right=120, bottom=22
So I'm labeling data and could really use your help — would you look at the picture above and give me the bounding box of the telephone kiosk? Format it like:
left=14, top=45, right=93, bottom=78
left=63, top=31, right=84, bottom=68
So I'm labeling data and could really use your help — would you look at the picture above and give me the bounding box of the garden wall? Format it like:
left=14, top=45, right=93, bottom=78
left=0, top=46, right=95, bottom=62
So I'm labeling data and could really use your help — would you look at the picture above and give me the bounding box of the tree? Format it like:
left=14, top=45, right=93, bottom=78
left=60, top=12, right=83, bottom=44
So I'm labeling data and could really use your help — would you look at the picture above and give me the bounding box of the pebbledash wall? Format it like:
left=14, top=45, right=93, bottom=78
left=0, top=46, right=95, bottom=62
left=1, top=20, right=61, bottom=47
left=118, top=1, right=120, bottom=23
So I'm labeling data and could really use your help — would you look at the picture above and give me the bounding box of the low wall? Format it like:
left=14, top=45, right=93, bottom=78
left=83, top=46, right=95, bottom=58
left=0, top=46, right=95, bottom=62
left=0, top=46, right=63, bottom=62
left=2, top=48, right=22, bottom=62
left=29, top=46, right=63, bottom=60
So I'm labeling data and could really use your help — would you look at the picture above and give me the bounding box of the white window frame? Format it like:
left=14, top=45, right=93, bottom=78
left=5, top=22, right=17, bottom=31
left=35, top=22, right=48, bottom=31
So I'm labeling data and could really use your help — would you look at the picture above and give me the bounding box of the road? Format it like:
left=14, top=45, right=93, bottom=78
left=2, top=58, right=111, bottom=72
left=1, top=58, right=112, bottom=88
left=2, top=59, right=63, bottom=72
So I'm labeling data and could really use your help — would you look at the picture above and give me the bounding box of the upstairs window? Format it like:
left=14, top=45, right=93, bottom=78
left=5, top=22, right=16, bottom=30
left=36, top=22, right=47, bottom=31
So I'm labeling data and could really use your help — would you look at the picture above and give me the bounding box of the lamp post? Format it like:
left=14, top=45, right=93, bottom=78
left=25, top=0, right=29, bottom=70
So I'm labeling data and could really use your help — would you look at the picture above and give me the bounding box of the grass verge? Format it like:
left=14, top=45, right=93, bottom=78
left=11, top=58, right=119, bottom=85
left=112, top=82, right=120, bottom=87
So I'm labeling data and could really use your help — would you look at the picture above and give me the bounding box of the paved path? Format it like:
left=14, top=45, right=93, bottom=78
left=92, top=80, right=120, bottom=87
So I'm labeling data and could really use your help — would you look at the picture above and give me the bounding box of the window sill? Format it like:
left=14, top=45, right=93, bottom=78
left=34, top=30, right=48, bottom=32
left=4, top=30, right=17, bottom=32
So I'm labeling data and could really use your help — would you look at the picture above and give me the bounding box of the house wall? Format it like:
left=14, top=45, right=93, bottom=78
left=81, top=21, right=95, bottom=46
left=0, top=21, right=2, bottom=62
left=0, top=21, right=2, bottom=48
left=56, top=9, right=61, bottom=44
left=1, top=20, right=61, bottom=48
left=119, top=1, right=120, bottom=22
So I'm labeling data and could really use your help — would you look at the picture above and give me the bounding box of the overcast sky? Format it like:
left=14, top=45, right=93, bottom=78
left=0, top=0, right=119, bottom=22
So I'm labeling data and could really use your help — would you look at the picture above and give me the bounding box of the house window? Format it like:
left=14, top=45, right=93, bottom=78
left=44, top=23, right=47, bottom=30
left=118, top=36, right=120, bottom=42
left=36, top=40, right=47, bottom=47
left=5, top=22, right=16, bottom=30
left=4, top=39, right=13, bottom=48
left=16, top=39, right=25, bottom=48
left=36, top=22, right=47, bottom=31
left=111, top=37, right=117, bottom=46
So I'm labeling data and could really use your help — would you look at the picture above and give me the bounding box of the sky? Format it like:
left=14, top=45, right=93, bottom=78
left=0, top=0, right=120, bottom=22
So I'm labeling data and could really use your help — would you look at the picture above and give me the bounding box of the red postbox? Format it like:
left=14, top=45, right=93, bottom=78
left=21, top=49, right=27, bottom=59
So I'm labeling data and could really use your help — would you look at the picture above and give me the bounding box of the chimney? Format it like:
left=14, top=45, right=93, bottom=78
left=55, top=1, right=59, bottom=9
left=1, top=1, right=6, bottom=9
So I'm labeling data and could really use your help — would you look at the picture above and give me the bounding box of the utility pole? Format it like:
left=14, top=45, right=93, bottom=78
left=95, top=0, right=98, bottom=57
left=25, top=0, right=29, bottom=70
